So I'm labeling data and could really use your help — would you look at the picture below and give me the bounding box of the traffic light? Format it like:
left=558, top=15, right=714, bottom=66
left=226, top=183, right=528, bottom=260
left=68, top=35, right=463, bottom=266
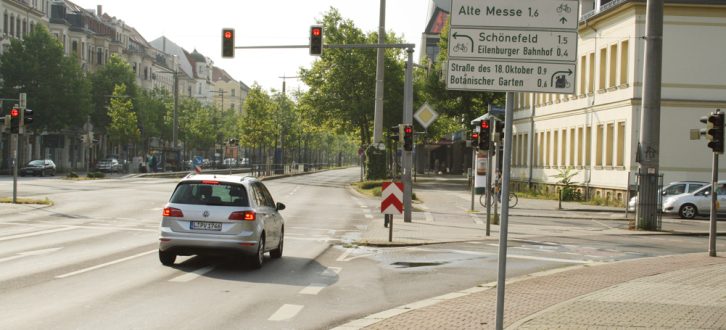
left=9, top=107, right=20, bottom=134
left=470, top=132, right=480, bottom=149
left=701, top=110, right=724, bottom=153
left=23, top=108, right=33, bottom=126
left=478, top=120, right=490, bottom=150
left=389, top=126, right=399, bottom=142
left=222, top=28, right=234, bottom=58
left=403, top=124, right=413, bottom=151
left=493, top=120, right=504, bottom=143
left=310, top=25, right=323, bottom=56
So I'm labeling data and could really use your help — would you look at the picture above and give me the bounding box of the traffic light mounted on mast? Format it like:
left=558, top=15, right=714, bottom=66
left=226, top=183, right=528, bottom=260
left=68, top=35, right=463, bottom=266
left=9, top=107, right=20, bottom=134
left=309, top=25, right=323, bottom=56
left=701, top=110, right=724, bottom=154
left=402, top=124, right=413, bottom=151
left=478, top=120, right=490, bottom=151
left=222, top=28, right=235, bottom=58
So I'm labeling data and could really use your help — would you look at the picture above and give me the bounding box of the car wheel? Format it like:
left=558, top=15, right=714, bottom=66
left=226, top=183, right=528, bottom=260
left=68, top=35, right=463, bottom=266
left=679, top=204, right=698, bottom=219
left=270, top=228, right=284, bottom=259
left=249, top=235, right=265, bottom=269
left=51, top=170, right=55, bottom=176
left=159, top=250, right=176, bottom=266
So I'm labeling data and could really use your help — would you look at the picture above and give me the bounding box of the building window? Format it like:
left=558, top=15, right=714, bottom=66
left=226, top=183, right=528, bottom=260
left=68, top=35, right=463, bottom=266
left=620, top=40, right=629, bottom=85
left=606, top=123, right=614, bottom=166
left=577, top=127, right=583, bottom=166
left=231, top=89, right=235, bottom=97
left=579, top=55, right=586, bottom=95
left=588, top=52, right=595, bottom=94
left=538, top=132, right=544, bottom=167
left=598, top=48, right=607, bottom=90
left=617, top=122, right=626, bottom=167
left=596, top=124, right=604, bottom=166
left=569, top=128, right=575, bottom=166
left=3, top=12, right=7, bottom=35
left=10, top=15, right=14, bottom=36
left=609, top=44, right=617, bottom=88
left=560, top=129, right=566, bottom=166
left=585, top=126, right=592, bottom=166
left=546, top=131, right=552, bottom=167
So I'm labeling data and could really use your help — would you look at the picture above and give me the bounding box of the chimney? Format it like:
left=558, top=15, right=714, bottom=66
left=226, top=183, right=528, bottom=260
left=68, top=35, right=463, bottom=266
left=97, top=5, right=102, bottom=16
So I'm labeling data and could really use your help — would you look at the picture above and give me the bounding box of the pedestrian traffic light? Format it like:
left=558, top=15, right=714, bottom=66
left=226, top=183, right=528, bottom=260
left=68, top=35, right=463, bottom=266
left=403, top=124, right=413, bottom=151
left=389, top=126, right=399, bottom=142
left=701, top=110, right=724, bottom=153
left=222, top=28, right=234, bottom=58
left=23, top=108, right=33, bottom=126
left=493, top=120, right=504, bottom=143
left=478, top=120, right=490, bottom=150
left=9, top=107, right=20, bottom=134
left=310, top=25, right=323, bottom=56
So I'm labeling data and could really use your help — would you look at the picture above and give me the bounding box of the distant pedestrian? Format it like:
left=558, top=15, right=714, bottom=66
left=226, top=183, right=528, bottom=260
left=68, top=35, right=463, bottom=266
left=148, top=154, right=157, bottom=173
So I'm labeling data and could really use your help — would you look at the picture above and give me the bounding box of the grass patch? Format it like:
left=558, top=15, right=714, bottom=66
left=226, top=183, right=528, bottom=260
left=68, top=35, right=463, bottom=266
left=0, top=197, right=53, bottom=205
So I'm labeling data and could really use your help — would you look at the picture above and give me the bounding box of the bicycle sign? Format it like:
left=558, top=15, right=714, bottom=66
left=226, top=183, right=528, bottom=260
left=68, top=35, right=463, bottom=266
left=450, top=0, right=579, bottom=30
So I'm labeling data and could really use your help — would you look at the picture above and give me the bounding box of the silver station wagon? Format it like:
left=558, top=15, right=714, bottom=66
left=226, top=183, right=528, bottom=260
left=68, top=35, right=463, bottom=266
left=158, top=174, right=285, bottom=268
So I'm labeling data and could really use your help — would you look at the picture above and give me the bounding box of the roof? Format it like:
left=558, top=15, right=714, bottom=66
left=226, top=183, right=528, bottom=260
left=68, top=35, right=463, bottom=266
left=181, top=174, right=258, bottom=184
left=212, top=67, right=235, bottom=83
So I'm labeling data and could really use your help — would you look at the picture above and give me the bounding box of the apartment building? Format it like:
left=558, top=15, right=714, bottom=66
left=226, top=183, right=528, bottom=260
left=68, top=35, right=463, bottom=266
left=509, top=0, right=726, bottom=201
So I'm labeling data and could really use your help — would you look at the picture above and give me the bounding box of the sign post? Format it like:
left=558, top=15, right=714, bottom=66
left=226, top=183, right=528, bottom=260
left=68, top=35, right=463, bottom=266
left=381, top=181, right=404, bottom=242
left=447, top=1, right=579, bottom=328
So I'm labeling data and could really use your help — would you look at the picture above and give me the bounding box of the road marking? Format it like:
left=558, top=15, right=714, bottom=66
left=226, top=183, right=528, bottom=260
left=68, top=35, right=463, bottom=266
left=321, top=267, right=342, bottom=277
left=337, top=249, right=376, bottom=262
left=364, top=214, right=373, bottom=219
left=287, top=186, right=301, bottom=197
left=0, top=247, right=62, bottom=263
left=0, top=227, right=76, bottom=242
left=508, top=254, right=592, bottom=264
left=299, top=283, right=327, bottom=295
left=169, top=265, right=215, bottom=282
left=268, top=304, right=303, bottom=321
left=56, top=250, right=156, bottom=279
left=424, top=212, right=434, bottom=222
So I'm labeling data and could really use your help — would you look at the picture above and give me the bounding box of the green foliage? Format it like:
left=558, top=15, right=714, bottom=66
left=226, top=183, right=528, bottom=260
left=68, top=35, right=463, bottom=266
left=107, top=84, right=140, bottom=146
left=91, top=55, right=138, bottom=132
left=87, top=172, right=105, bottom=179
left=66, top=172, right=79, bottom=178
left=137, top=88, right=173, bottom=143
left=298, top=7, right=406, bottom=147
left=0, top=25, right=91, bottom=132
left=551, top=168, right=580, bottom=201
left=415, top=19, right=504, bottom=129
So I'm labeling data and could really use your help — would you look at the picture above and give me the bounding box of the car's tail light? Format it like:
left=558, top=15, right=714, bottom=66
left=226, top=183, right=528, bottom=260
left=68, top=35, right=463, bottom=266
left=163, top=207, right=184, bottom=217
left=229, top=211, right=255, bottom=221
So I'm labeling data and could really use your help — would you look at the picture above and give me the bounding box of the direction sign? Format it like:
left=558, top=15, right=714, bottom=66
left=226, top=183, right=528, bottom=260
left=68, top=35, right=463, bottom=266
left=451, top=0, right=579, bottom=30
left=381, top=182, right=404, bottom=215
left=447, top=59, right=576, bottom=93
left=448, top=28, right=577, bottom=62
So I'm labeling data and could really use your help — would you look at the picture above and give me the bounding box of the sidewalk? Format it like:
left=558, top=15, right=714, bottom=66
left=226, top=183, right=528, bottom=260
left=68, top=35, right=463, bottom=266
left=342, top=173, right=726, bottom=329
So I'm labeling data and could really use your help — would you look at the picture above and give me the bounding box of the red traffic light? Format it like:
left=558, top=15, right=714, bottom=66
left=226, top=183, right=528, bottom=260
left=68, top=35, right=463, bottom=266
left=224, top=31, right=233, bottom=39
left=480, top=121, right=489, bottom=129
left=471, top=132, right=479, bottom=139
left=404, top=126, right=413, bottom=134
left=10, top=108, right=19, bottom=117
left=312, top=27, right=321, bottom=37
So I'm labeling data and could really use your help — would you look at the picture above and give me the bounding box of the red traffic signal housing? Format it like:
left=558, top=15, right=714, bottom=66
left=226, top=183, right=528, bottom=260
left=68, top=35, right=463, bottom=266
left=9, top=108, right=20, bottom=133
left=222, top=28, right=234, bottom=58
left=403, top=124, right=413, bottom=151
left=471, top=132, right=479, bottom=140
left=310, top=25, right=323, bottom=56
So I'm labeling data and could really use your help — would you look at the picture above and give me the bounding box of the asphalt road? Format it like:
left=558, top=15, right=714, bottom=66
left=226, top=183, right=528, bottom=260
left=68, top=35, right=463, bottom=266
left=0, top=168, right=722, bottom=329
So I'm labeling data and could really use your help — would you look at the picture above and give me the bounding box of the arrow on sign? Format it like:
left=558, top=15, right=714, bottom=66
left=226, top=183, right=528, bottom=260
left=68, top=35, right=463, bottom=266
left=560, top=17, right=568, bottom=25
left=550, top=69, right=574, bottom=86
left=452, top=32, right=474, bottom=53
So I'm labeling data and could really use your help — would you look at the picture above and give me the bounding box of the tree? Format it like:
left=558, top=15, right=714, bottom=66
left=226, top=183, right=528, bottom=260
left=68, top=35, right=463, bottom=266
left=91, top=55, right=138, bottom=133
left=299, top=7, right=406, bottom=147
left=107, top=84, right=141, bottom=149
left=0, top=25, right=91, bottom=132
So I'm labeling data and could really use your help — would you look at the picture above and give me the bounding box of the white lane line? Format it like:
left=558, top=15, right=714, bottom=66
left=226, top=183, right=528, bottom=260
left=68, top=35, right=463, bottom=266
left=169, top=265, right=215, bottom=283
left=364, top=214, right=374, bottom=219
left=0, top=227, right=75, bottom=242
left=508, top=254, right=593, bottom=264
left=299, top=283, right=328, bottom=295
left=424, top=212, right=434, bottom=222
left=268, top=304, right=304, bottom=321
left=336, top=249, right=352, bottom=262
left=55, top=250, right=156, bottom=279
left=0, top=247, right=63, bottom=263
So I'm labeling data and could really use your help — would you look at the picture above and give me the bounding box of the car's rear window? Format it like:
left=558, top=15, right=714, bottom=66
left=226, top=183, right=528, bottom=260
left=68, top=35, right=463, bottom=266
left=170, top=182, right=249, bottom=206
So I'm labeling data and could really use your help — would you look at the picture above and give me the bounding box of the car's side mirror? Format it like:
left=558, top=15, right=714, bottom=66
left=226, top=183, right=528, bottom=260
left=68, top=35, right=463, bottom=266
left=276, top=202, right=286, bottom=211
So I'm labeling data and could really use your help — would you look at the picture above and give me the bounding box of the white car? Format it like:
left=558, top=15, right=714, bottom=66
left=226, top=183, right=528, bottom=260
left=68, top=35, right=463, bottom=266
left=662, top=181, right=726, bottom=219
left=159, top=174, right=285, bottom=268
left=628, top=181, right=707, bottom=212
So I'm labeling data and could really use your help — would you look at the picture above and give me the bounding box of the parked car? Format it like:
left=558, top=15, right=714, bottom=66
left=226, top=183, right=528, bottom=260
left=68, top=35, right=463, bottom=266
left=662, top=180, right=726, bottom=219
left=628, top=181, right=707, bottom=212
left=223, top=158, right=237, bottom=167
left=158, top=174, right=286, bottom=268
left=96, top=158, right=122, bottom=173
left=19, top=159, right=56, bottom=177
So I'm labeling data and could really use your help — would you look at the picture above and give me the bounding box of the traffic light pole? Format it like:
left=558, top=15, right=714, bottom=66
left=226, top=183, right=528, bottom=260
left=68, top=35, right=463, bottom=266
left=709, top=152, right=718, bottom=257
left=11, top=133, right=18, bottom=203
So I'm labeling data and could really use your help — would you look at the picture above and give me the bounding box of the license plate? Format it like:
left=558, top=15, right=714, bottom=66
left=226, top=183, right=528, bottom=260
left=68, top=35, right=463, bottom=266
left=190, top=221, right=222, bottom=231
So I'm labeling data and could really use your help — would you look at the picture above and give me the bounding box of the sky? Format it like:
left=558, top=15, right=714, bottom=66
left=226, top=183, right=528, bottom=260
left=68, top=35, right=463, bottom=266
left=71, top=0, right=431, bottom=94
